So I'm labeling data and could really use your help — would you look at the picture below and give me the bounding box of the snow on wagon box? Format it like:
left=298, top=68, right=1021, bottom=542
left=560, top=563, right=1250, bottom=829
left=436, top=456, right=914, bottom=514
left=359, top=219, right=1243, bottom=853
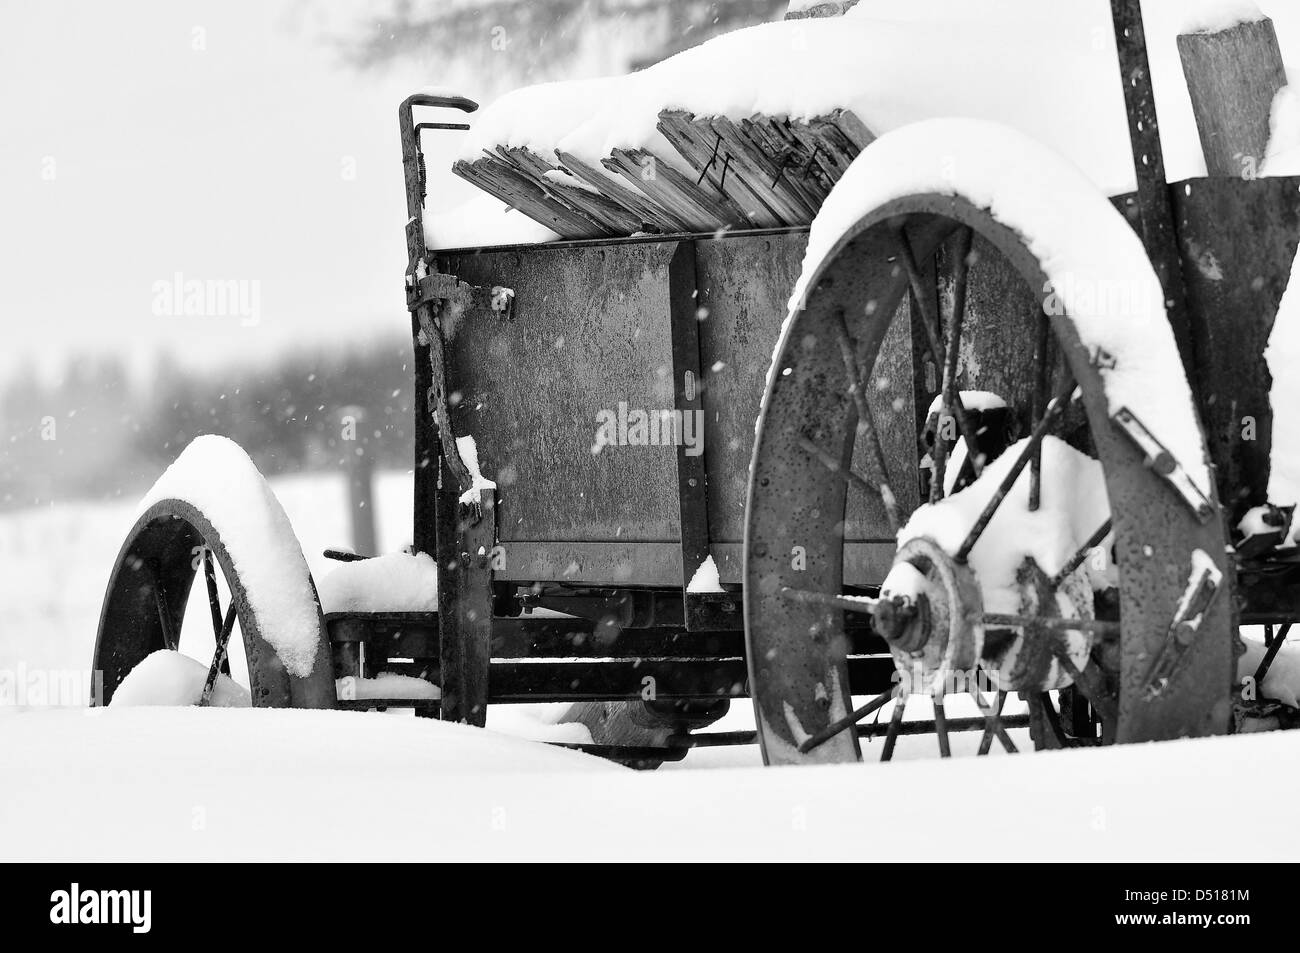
left=94, top=0, right=1300, bottom=771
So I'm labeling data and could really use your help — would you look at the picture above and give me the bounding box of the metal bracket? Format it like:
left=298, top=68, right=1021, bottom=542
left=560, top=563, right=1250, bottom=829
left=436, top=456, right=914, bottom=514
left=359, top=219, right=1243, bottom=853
left=1112, top=407, right=1215, bottom=523
left=407, top=270, right=515, bottom=320
left=1143, top=549, right=1223, bottom=698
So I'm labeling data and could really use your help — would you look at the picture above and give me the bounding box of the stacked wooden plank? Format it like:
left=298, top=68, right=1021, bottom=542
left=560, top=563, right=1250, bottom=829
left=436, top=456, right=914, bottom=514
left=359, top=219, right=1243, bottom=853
left=451, top=108, right=874, bottom=242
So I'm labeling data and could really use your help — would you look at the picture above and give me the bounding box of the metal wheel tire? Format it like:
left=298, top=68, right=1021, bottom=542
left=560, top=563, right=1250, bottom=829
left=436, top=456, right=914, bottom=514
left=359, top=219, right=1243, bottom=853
left=744, top=192, right=1235, bottom=765
left=93, top=498, right=336, bottom=708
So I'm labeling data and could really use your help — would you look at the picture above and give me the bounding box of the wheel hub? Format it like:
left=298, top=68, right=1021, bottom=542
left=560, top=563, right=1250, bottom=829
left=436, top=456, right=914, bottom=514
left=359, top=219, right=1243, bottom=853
left=874, top=536, right=983, bottom=694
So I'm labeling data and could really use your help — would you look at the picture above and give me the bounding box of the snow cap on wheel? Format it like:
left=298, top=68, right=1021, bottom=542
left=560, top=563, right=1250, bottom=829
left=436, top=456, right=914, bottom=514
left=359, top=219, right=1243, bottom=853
left=137, top=435, right=323, bottom=679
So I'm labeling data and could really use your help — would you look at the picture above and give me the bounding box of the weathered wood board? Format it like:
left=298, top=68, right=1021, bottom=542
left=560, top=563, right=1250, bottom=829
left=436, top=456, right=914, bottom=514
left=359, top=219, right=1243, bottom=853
left=438, top=229, right=913, bottom=586
left=441, top=241, right=682, bottom=543
left=450, top=109, right=874, bottom=242
left=1177, top=18, right=1287, bottom=178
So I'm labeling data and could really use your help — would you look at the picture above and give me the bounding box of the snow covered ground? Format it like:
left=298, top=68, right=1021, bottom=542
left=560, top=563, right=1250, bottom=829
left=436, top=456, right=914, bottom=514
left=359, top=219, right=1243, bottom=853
left=2, top=468, right=1299, bottom=860
left=7, top=705, right=1300, bottom=861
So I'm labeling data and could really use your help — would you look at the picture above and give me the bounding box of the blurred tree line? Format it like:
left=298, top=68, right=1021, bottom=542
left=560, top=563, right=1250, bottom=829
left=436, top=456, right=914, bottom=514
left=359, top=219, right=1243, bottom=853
left=328, top=0, right=787, bottom=83
left=2, top=1, right=795, bottom=512
left=0, top=337, right=414, bottom=511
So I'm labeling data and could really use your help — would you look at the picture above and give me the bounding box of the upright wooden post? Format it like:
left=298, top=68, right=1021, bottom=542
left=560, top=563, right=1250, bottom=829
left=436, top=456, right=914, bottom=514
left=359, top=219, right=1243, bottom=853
left=1177, top=18, right=1287, bottom=178
left=340, top=405, right=377, bottom=557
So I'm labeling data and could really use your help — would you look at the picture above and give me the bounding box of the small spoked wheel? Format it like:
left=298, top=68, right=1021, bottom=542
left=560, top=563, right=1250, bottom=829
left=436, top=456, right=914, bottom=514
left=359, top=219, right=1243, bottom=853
left=94, top=444, right=335, bottom=709
left=745, top=169, right=1234, bottom=764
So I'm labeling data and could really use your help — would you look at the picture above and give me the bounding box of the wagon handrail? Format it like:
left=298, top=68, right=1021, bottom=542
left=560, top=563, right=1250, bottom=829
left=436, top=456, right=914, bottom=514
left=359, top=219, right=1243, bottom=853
left=399, top=91, right=479, bottom=267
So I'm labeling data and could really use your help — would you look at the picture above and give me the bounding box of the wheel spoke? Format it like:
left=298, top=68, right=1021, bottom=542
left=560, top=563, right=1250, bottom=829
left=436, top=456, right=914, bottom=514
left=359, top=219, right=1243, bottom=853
left=1051, top=647, right=1117, bottom=727
left=1041, top=692, right=1069, bottom=747
left=931, top=227, right=974, bottom=503
left=954, top=370, right=1077, bottom=562
left=798, top=688, right=895, bottom=753
left=933, top=695, right=952, bottom=757
left=202, top=547, right=223, bottom=640
left=976, top=689, right=1013, bottom=755
left=1254, top=622, right=1293, bottom=686
left=198, top=601, right=238, bottom=707
left=151, top=568, right=178, bottom=652
left=831, top=310, right=902, bottom=532
left=881, top=693, right=908, bottom=762
left=1050, top=519, right=1113, bottom=589
left=1029, top=315, right=1052, bottom=511
left=780, top=586, right=878, bottom=614
left=796, top=437, right=885, bottom=504
left=894, top=225, right=985, bottom=478
left=983, top=614, right=1119, bottom=639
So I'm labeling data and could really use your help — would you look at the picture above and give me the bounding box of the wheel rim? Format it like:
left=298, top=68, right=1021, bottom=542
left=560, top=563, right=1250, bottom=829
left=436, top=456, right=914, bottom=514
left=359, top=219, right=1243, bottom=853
left=744, top=195, right=1234, bottom=764
left=93, top=498, right=331, bottom=708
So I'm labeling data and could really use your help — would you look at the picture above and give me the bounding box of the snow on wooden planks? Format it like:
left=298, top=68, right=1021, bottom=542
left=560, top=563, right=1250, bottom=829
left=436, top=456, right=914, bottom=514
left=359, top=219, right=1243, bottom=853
left=451, top=108, right=874, bottom=241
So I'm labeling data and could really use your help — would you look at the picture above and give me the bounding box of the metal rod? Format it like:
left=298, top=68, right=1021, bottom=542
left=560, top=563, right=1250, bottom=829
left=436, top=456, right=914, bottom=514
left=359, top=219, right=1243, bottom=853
left=1108, top=0, right=1196, bottom=372
left=797, top=436, right=880, bottom=500
left=152, top=573, right=178, bottom=652
left=932, top=227, right=974, bottom=503
left=550, top=712, right=1035, bottom=754
left=781, top=586, right=878, bottom=614
left=881, top=693, right=908, bottom=761
left=1053, top=648, right=1119, bottom=726
left=1254, top=622, right=1294, bottom=686
left=894, top=226, right=985, bottom=477
left=974, top=689, right=1017, bottom=754
left=1039, top=691, right=1069, bottom=747
left=933, top=696, right=952, bottom=757
left=1029, top=315, right=1052, bottom=511
left=984, top=614, right=1121, bottom=639
left=976, top=689, right=1007, bottom=755
left=198, top=602, right=238, bottom=707
left=1050, top=519, right=1113, bottom=589
left=798, top=689, right=896, bottom=753
left=955, top=372, right=1076, bottom=562
left=203, top=548, right=224, bottom=640
left=831, top=310, right=901, bottom=531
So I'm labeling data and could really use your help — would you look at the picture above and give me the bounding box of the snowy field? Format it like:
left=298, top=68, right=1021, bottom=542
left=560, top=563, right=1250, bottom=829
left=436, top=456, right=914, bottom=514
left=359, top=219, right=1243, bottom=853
left=2, top=470, right=1299, bottom=861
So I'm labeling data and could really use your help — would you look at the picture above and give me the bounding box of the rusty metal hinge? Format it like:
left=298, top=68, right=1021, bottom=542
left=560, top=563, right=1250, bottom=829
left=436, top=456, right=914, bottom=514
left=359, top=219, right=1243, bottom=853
left=406, top=270, right=515, bottom=320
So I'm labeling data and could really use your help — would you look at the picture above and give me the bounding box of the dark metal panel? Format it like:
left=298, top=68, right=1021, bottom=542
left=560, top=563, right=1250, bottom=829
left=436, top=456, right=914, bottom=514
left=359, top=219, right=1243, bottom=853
left=440, top=243, right=683, bottom=543
left=949, top=234, right=1056, bottom=439
left=695, top=233, right=803, bottom=544
left=694, top=231, right=917, bottom=545
left=1172, top=175, right=1300, bottom=518
left=487, top=655, right=895, bottom=703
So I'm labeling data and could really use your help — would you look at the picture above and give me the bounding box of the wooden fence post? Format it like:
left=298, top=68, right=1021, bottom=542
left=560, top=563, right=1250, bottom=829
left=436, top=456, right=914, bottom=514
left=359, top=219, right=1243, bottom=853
left=1178, top=17, right=1287, bottom=178
left=340, top=404, right=377, bottom=556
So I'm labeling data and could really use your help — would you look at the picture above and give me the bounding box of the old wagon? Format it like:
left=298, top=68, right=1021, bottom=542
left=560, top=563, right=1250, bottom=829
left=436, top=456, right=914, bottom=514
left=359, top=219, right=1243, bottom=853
left=93, top=0, right=1300, bottom=767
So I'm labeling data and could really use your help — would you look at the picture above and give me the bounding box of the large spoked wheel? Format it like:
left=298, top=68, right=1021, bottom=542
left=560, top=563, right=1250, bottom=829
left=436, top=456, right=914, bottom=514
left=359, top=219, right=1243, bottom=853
left=744, top=135, right=1235, bottom=765
left=93, top=439, right=335, bottom=709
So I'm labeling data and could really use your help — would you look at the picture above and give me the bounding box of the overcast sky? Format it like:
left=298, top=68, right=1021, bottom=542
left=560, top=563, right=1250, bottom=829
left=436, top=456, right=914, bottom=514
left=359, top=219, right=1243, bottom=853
left=0, top=0, right=484, bottom=385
